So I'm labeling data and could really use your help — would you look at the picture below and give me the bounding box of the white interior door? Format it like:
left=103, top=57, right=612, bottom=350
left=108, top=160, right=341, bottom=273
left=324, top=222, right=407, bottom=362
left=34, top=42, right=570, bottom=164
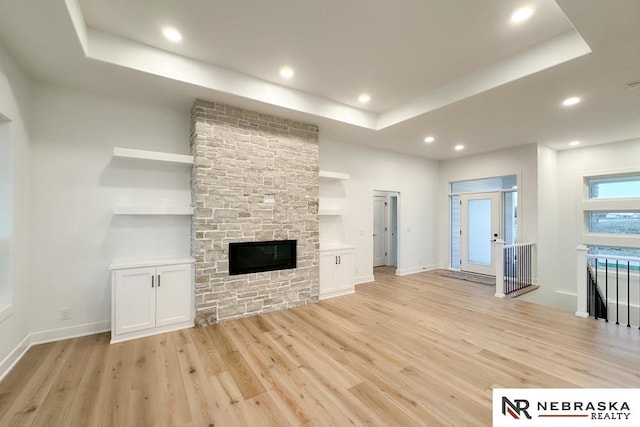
left=373, top=195, right=387, bottom=267
left=460, top=192, right=500, bottom=275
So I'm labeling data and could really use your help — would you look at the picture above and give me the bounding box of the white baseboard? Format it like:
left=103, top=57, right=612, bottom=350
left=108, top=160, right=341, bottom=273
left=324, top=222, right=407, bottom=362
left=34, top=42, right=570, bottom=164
left=319, top=287, right=355, bottom=300
left=0, top=320, right=111, bottom=381
left=556, top=290, right=577, bottom=297
left=355, top=275, right=375, bottom=285
left=30, top=320, right=110, bottom=345
left=396, top=264, right=439, bottom=276
left=0, top=334, right=30, bottom=383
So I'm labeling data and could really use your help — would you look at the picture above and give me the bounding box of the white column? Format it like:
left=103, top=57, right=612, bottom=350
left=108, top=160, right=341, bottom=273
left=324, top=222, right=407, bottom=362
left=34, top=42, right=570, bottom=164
left=575, top=244, right=589, bottom=318
left=494, top=239, right=505, bottom=298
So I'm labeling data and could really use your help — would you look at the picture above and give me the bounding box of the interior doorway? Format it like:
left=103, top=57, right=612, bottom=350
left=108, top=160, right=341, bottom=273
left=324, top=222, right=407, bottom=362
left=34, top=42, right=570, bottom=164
left=373, top=191, right=399, bottom=269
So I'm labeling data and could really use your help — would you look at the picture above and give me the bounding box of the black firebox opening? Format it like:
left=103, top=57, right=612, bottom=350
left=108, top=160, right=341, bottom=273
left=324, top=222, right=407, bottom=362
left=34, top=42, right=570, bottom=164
left=228, top=240, right=297, bottom=275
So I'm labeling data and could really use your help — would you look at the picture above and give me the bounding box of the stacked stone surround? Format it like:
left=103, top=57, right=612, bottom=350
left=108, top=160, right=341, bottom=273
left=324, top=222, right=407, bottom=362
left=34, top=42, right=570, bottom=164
left=191, top=100, right=320, bottom=325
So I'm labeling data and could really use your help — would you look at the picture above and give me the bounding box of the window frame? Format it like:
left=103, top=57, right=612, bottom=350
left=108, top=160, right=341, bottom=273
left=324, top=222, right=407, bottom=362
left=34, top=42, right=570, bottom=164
left=582, top=169, right=640, bottom=249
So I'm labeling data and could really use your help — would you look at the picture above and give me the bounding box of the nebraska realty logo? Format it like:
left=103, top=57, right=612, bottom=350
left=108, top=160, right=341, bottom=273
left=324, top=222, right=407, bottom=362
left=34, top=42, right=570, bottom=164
left=493, top=389, right=639, bottom=426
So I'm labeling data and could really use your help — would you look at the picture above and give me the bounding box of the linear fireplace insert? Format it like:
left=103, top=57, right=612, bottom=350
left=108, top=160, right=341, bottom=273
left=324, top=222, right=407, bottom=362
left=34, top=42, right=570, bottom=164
left=228, top=240, right=297, bottom=275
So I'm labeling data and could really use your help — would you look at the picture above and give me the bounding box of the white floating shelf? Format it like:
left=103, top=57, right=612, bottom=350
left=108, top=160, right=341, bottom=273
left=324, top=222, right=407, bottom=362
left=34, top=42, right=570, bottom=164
left=318, top=208, right=344, bottom=216
left=320, top=243, right=356, bottom=251
left=319, top=170, right=350, bottom=180
left=113, top=147, right=193, bottom=164
left=109, top=257, right=195, bottom=270
left=113, top=206, right=194, bottom=215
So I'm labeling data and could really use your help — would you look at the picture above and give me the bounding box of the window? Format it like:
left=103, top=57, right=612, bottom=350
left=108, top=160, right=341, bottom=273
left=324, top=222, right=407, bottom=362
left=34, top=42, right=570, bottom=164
left=451, top=175, right=516, bottom=193
left=588, top=213, right=640, bottom=234
left=450, top=195, right=460, bottom=268
left=503, top=191, right=517, bottom=245
left=584, top=173, right=640, bottom=258
left=589, top=174, right=640, bottom=199
left=587, top=246, right=640, bottom=271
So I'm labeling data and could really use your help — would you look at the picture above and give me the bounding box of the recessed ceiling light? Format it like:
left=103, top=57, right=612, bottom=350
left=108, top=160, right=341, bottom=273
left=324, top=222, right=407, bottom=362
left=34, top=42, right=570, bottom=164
left=569, top=140, right=581, bottom=146
left=162, top=27, right=182, bottom=42
left=280, top=66, right=294, bottom=79
left=511, top=7, right=533, bottom=24
left=358, top=93, right=371, bottom=103
left=454, top=144, right=465, bottom=151
left=562, top=96, right=581, bottom=107
left=424, top=136, right=435, bottom=143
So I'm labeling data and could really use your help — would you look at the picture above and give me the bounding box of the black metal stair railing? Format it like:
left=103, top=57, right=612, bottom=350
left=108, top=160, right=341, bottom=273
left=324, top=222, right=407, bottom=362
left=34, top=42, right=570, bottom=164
left=587, top=264, right=607, bottom=321
left=503, top=242, right=533, bottom=295
left=586, top=255, right=639, bottom=328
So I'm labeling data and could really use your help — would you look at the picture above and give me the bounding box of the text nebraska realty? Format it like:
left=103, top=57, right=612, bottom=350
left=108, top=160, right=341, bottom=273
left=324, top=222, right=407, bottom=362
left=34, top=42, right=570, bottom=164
left=539, top=400, right=631, bottom=419
left=505, top=398, right=632, bottom=420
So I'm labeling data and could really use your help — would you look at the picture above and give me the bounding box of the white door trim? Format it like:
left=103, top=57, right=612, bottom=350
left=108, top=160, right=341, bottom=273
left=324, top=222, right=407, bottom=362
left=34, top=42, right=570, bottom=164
left=373, top=190, right=401, bottom=270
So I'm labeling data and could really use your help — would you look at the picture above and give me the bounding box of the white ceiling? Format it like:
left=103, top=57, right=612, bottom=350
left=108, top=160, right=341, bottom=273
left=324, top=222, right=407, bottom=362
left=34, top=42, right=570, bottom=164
left=79, top=0, right=573, bottom=112
left=0, top=0, right=638, bottom=160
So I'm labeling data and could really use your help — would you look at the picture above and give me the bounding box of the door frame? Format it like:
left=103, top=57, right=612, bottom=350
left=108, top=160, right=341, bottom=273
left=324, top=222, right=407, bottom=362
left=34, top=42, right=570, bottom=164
left=373, top=190, right=400, bottom=269
left=448, top=173, right=522, bottom=270
left=460, top=191, right=501, bottom=275
left=373, top=195, right=387, bottom=267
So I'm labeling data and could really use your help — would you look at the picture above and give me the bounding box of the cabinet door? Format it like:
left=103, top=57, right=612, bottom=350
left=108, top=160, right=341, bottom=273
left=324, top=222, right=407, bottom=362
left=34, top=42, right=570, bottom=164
left=319, top=251, right=338, bottom=294
left=114, top=267, right=156, bottom=335
left=156, top=264, right=192, bottom=327
left=336, top=249, right=355, bottom=289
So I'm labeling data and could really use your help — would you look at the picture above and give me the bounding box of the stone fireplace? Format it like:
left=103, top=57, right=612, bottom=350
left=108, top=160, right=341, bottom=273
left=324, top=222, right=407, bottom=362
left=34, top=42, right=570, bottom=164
left=190, top=100, right=319, bottom=325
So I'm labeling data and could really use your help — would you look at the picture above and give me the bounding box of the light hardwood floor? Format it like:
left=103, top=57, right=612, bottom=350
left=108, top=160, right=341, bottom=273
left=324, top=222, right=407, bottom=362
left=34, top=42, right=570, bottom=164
left=1, top=269, right=640, bottom=426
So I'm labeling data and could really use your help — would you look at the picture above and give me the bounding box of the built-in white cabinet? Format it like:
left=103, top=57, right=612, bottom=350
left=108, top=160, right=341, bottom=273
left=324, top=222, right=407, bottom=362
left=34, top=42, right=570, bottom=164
left=319, top=245, right=355, bottom=300
left=110, top=259, right=194, bottom=343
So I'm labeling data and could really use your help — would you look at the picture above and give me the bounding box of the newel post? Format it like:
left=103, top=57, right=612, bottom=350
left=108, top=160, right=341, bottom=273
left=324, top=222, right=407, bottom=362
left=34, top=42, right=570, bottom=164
left=575, top=245, right=589, bottom=318
left=494, top=239, right=505, bottom=298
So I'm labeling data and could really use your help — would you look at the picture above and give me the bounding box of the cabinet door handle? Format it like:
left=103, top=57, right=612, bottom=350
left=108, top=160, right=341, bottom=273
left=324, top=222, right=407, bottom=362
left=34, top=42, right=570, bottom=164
left=338, top=256, right=341, bottom=264
left=158, top=274, right=161, bottom=287
left=151, top=275, right=154, bottom=288
left=335, top=256, right=338, bottom=265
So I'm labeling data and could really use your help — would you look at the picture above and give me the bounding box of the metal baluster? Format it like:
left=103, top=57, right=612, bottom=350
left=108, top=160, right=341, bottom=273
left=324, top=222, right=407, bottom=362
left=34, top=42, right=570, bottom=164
left=525, top=245, right=532, bottom=286
left=509, top=246, right=512, bottom=293
left=509, top=247, right=512, bottom=293
left=616, top=260, right=619, bottom=325
left=587, top=265, right=595, bottom=317
left=506, top=247, right=510, bottom=293
left=605, top=259, right=609, bottom=322
left=510, top=246, right=513, bottom=293
left=627, top=261, right=631, bottom=328
left=593, top=258, right=599, bottom=318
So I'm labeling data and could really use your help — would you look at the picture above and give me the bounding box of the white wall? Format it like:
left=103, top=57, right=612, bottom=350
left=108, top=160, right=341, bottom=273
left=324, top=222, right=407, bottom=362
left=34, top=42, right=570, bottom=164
left=28, top=83, right=191, bottom=336
left=319, top=139, right=440, bottom=281
left=0, top=43, right=32, bottom=376
left=438, top=144, right=539, bottom=270
left=518, top=145, right=562, bottom=308
left=541, top=138, right=640, bottom=311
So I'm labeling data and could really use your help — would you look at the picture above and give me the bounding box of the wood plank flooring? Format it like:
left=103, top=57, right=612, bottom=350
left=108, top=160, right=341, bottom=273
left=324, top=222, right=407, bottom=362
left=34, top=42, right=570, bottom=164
left=2, top=269, right=640, bottom=426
